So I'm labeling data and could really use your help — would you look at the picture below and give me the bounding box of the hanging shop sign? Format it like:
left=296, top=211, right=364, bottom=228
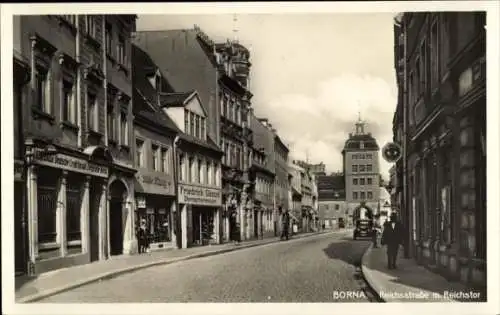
left=33, top=150, right=108, bottom=177
left=178, top=184, right=222, bottom=206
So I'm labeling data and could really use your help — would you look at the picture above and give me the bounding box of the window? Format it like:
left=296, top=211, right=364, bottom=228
left=235, top=147, right=241, bottom=168
left=198, top=159, right=203, bottom=183
left=179, top=154, right=185, bottom=181
left=335, top=204, right=340, bottom=210
left=224, top=142, right=229, bottom=165
left=190, top=112, right=195, bottom=136
left=87, top=93, right=97, bottom=131
left=62, top=80, right=76, bottom=123
left=35, top=68, right=51, bottom=113
left=85, top=15, right=96, bottom=38
left=37, top=169, right=58, bottom=259
left=201, top=117, right=206, bottom=140
left=360, top=178, right=365, bottom=185
left=409, top=71, right=415, bottom=105
left=105, top=23, right=113, bottom=56
left=184, top=109, right=189, bottom=132
left=367, top=164, right=373, bottom=172
left=195, top=115, right=200, bottom=138
left=152, top=144, right=159, bottom=171
left=360, top=192, right=366, bottom=200
left=136, top=139, right=144, bottom=167
left=117, top=36, right=126, bottom=65
left=352, top=165, right=358, bottom=172
left=206, top=161, right=211, bottom=185
left=353, top=178, right=358, bottom=185
left=366, top=153, right=372, bottom=159
left=120, top=112, right=128, bottom=145
left=220, top=94, right=225, bottom=117
left=161, top=148, right=168, bottom=173
left=188, top=157, right=194, bottom=183
left=353, top=192, right=358, bottom=200
left=420, top=39, right=427, bottom=93
left=66, top=175, right=82, bottom=253
left=107, top=105, right=114, bottom=141
left=367, top=178, right=373, bottom=185
left=367, top=191, right=373, bottom=199
left=359, top=165, right=366, bottom=172
left=236, top=105, right=241, bottom=125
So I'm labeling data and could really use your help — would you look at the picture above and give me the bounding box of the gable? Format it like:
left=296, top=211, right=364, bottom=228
left=185, top=94, right=206, bottom=117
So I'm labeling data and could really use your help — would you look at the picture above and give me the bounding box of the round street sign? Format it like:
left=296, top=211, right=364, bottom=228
left=382, top=142, right=403, bottom=163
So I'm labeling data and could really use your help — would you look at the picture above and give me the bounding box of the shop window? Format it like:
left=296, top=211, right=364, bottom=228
left=37, top=169, right=59, bottom=260
left=66, top=175, right=82, bottom=254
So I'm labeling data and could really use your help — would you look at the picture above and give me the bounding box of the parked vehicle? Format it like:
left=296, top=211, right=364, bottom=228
left=352, top=204, right=374, bottom=240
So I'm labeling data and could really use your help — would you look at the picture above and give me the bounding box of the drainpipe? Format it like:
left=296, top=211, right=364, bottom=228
left=172, top=135, right=181, bottom=248
left=76, top=15, right=82, bottom=147
left=402, top=16, right=410, bottom=259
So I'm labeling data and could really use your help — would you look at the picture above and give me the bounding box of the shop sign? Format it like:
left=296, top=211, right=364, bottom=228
left=33, top=151, right=108, bottom=177
left=136, top=196, right=146, bottom=208
left=178, top=184, right=222, bottom=206
left=135, top=170, right=175, bottom=196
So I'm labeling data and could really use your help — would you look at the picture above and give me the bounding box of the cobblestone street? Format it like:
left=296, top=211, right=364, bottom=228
left=40, top=231, right=373, bottom=303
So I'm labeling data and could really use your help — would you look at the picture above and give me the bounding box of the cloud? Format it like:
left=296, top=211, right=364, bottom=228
left=254, top=73, right=397, bottom=178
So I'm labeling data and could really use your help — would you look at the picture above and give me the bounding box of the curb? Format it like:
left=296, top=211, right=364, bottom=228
left=360, top=243, right=387, bottom=302
left=18, top=230, right=333, bottom=303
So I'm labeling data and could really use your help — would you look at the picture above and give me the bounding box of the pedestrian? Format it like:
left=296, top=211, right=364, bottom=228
left=381, top=212, right=404, bottom=269
left=372, top=219, right=381, bottom=248
left=281, top=211, right=290, bottom=240
left=137, top=218, right=148, bottom=254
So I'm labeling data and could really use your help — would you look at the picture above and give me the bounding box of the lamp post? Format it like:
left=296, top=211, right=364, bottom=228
left=172, top=135, right=181, bottom=249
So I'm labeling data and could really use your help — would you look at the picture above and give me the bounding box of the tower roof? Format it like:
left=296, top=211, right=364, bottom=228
left=343, top=113, right=379, bottom=151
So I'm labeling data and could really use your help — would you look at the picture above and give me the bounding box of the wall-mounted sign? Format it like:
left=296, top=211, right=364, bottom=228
left=135, top=170, right=175, bottom=196
left=136, top=195, right=146, bottom=208
left=178, top=184, right=222, bottom=206
left=33, top=151, right=108, bottom=177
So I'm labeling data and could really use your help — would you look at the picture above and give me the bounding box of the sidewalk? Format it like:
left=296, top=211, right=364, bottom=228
left=361, top=244, right=486, bottom=302
left=15, top=230, right=332, bottom=303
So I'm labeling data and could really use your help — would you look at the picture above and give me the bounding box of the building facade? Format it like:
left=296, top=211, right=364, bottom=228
left=132, top=44, right=179, bottom=251
left=342, top=118, right=381, bottom=223
left=295, top=160, right=326, bottom=176
left=288, top=161, right=303, bottom=228
left=133, top=27, right=254, bottom=244
left=161, top=91, right=224, bottom=248
left=14, top=15, right=137, bottom=275
left=317, top=174, right=346, bottom=229
left=249, top=114, right=276, bottom=237
left=394, top=12, right=486, bottom=288
left=273, top=133, right=290, bottom=235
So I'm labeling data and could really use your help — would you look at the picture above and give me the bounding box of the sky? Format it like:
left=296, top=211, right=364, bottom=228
left=137, top=13, right=398, bottom=179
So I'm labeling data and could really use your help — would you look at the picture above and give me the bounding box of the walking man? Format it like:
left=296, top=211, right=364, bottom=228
left=281, top=210, right=290, bottom=240
left=381, top=212, right=404, bottom=269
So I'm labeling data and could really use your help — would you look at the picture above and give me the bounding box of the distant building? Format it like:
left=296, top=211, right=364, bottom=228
left=294, top=160, right=326, bottom=176
left=317, top=174, right=346, bottom=229
left=342, top=117, right=381, bottom=222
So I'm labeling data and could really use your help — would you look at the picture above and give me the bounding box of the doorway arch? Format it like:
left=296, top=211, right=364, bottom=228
left=109, top=180, right=128, bottom=256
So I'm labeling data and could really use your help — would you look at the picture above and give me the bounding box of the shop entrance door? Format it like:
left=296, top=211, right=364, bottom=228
left=89, top=180, right=101, bottom=262
left=109, top=180, right=127, bottom=255
left=14, top=182, right=26, bottom=275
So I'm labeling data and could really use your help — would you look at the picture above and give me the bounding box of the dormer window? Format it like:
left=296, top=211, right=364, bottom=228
left=147, top=70, right=162, bottom=92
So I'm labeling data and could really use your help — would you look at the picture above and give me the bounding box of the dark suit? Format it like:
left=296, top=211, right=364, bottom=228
left=381, top=220, right=404, bottom=268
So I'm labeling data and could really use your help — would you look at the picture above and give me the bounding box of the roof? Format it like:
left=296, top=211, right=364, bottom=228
left=177, top=133, right=223, bottom=155
left=343, top=134, right=379, bottom=150
left=317, top=174, right=346, bottom=200
left=132, top=44, right=180, bottom=133
left=159, top=91, right=196, bottom=107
